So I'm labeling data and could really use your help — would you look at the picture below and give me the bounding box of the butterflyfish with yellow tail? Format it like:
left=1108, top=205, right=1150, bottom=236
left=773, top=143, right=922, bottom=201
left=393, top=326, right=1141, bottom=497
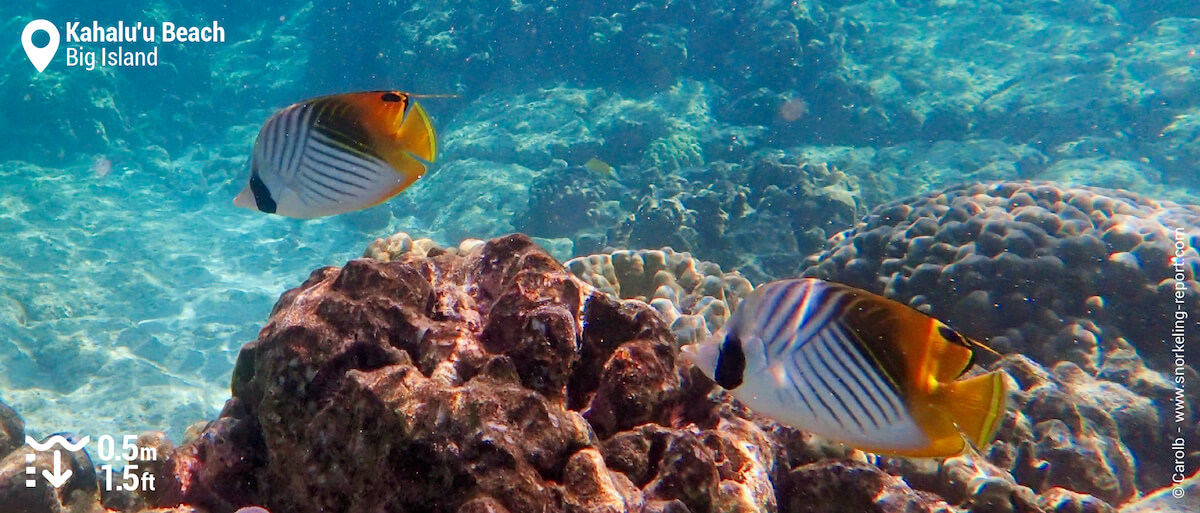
left=234, top=91, right=438, bottom=218
left=681, top=278, right=1007, bottom=458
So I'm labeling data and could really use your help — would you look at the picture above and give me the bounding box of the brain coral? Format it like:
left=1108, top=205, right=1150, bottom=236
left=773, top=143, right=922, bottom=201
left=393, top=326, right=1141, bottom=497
left=801, top=180, right=1200, bottom=495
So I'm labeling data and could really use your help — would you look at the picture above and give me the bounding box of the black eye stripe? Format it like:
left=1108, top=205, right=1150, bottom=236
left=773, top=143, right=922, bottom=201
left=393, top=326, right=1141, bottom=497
left=380, top=92, right=403, bottom=102
left=714, top=333, right=746, bottom=389
left=937, top=325, right=968, bottom=347
left=249, top=170, right=276, bottom=214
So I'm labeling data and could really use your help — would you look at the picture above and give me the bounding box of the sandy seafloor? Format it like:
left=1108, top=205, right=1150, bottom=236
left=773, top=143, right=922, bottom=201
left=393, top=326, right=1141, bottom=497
left=1, top=0, right=1198, bottom=452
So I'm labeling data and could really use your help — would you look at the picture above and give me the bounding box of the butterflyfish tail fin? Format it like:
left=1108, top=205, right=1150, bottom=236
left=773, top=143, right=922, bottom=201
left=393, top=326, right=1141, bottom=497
left=937, top=370, right=1008, bottom=449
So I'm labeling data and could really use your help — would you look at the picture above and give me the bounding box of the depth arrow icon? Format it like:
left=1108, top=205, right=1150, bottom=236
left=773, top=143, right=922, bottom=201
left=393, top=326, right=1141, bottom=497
left=42, top=450, right=72, bottom=488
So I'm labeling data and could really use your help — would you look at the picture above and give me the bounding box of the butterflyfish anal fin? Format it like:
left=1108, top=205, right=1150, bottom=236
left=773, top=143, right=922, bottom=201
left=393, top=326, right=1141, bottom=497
left=362, top=152, right=425, bottom=208
left=853, top=434, right=967, bottom=459
left=856, top=371, right=1007, bottom=458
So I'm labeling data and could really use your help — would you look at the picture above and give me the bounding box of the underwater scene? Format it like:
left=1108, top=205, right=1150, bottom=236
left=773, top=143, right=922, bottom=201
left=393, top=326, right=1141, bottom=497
left=1, top=0, right=1199, bottom=512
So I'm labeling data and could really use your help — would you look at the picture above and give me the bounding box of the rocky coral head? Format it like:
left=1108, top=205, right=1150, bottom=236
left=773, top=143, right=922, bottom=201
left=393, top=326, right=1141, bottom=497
left=6, top=227, right=1167, bottom=513
left=161, top=234, right=734, bottom=513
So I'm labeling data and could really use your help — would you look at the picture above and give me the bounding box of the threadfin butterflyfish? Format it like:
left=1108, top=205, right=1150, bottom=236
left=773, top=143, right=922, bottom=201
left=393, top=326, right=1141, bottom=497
left=234, top=91, right=438, bottom=218
left=681, top=278, right=1007, bottom=458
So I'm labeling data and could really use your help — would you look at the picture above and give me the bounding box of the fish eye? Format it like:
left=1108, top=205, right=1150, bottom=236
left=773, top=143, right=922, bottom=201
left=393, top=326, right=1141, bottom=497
left=380, top=92, right=404, bottom=102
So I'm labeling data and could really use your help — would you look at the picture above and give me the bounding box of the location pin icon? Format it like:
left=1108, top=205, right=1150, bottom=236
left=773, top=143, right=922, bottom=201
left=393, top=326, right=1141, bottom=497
left=22, top=20, right=59, bottom=73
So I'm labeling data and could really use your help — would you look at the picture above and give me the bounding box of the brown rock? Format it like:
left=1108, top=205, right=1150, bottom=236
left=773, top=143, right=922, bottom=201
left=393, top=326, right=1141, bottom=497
left=1036, top=487, right=1115, bottom=513
left=781, top=459, right=952, bottom=513
left=161, top=235, right=708, bottom=513
left=0, top=440, right=97, bottom=513
left=0, top=400, right=21, bottom=460
left=563, top=448, right=643, bottom=513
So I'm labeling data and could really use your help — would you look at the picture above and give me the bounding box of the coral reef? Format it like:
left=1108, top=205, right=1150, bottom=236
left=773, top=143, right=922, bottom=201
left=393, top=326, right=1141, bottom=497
left=514, top=163, right=624, bottom=245
left=1120, top=469, right=1200, bottom=513
left=364, top=231, right=485, bottom=261
left=2, top=229, right=1193, bottom=512
left=368, top=233, right=754, bottom=348
left=803, top=181, right=1200, bottom=367
left=517, top=149, right=863, bottom=282
left=145, top=233, right=1167, bottom=512
left=997, top=356, right=1139, bottom=504
left=603, top=153, right=863, bottom=283
left=146, top=234, right=788, bottom=513
left=564, top=247, right=752, bottom=346
left=802, top=181, right=1200, bottom=496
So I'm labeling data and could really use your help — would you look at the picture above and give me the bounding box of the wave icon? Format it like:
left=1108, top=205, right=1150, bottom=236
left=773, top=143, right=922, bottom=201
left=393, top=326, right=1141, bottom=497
left=26, top=435, right=89, bottom=452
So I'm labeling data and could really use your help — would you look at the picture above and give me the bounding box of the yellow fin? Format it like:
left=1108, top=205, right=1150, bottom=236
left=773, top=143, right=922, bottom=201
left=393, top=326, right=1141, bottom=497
left=314, top=91, right=437, bottom=176
left=826, top=282, right=977, bottom=395
left=394, top=101, right=437, bottom=164
left=367, top=100, right=436, bottom=203
left=935, top=370, right=1008, bottom=448
left=860, top=370, right=1006, bottom=458
left=853, top=435, right=966, bottom=459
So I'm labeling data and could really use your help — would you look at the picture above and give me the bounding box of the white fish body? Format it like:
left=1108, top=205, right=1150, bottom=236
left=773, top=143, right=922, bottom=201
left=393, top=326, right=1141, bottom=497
left=682, top=278, right=1007, bottom=458
left=234, top=91, right=437, bottom=219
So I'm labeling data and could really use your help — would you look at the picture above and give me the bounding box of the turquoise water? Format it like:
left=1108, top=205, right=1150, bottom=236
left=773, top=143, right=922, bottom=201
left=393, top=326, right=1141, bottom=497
left=2, top=0, right=1199, bottom=511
